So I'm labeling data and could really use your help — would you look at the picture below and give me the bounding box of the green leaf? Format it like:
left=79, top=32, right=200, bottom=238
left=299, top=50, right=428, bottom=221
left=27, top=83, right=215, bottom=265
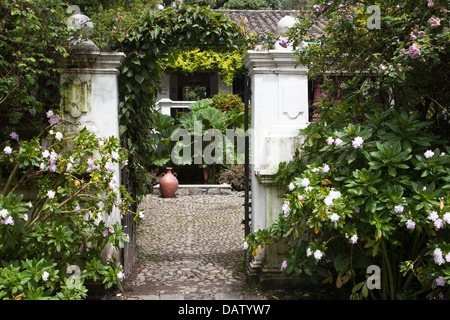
left=334, top=254, right=350, bottom=272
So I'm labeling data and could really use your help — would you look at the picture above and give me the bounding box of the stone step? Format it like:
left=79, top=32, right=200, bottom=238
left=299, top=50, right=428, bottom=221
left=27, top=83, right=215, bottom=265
left=153, top=184, right=233, bottom=196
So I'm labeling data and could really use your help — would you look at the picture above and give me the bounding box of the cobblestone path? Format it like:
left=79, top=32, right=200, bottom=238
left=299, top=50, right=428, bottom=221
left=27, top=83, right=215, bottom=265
left=106, top=192, right=266, bottom=300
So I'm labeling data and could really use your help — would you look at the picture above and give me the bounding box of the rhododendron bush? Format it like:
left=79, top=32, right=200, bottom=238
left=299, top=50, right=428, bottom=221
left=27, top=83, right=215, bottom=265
left=0, top=113, right=139, bottom=299
left=245, top=0, right=449, bottom=300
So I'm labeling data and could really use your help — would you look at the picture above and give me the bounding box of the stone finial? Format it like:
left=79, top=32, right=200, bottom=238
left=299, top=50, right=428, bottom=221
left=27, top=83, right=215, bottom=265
left=67, top=7, right=99, bottom=53
left=274, top=16, right=298, bottom=51
left=276, top=15, right=298, bottom=35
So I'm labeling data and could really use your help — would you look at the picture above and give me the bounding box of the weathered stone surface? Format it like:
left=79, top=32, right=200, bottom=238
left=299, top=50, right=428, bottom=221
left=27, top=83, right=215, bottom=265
left=103, top=192, right=266, bottom=301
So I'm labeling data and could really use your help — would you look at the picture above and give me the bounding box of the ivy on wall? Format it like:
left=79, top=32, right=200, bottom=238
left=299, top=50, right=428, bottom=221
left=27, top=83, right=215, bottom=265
left=94, top=4, right=246, bottom=198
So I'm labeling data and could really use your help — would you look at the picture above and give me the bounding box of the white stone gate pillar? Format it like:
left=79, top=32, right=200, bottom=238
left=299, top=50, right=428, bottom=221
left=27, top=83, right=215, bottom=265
left=243, top=43, right=309, bottom=283
left=59, top=12, right=126, bottom=264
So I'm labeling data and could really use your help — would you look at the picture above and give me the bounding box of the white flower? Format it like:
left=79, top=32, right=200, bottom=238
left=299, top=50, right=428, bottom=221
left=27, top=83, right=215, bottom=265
left=306, top=248, right=312, bottom=257
left=334, top=138, right=343, bottom=146
left=42, top=150, right=50, bottom=158
left=324, top=196, right=334, bottom=206
left=434, top=218, right=443, bottom=229
left=3, top=146, right=12, bottom=154
left=243, top=242, right=249, bottom=250
left=348, top=235, right=358, bottom=244
left=313, top=250, right=323, bottom=260
left=49, top=151, right=58, bottom=162
left=322, top=164, right=330, bottom=173
left=443, top=213, right=450, bottom=224
left=330, top=213, right=340, bottom=222
left=434, top=248, right=445, bottom=265
left=424, top=150, right=434, bottom=159
left=326, top=137, right=335, bottom=145
left=288, top=183, right=295, bottom=191
left=117, top=271, right=124, bottom=279
left=394, top=205, right=404, bottom=214
left=24, top=214, right=28, bottom=222
left=282, top=201, right=290, bottom=217
left=55, top=132, right=63, bottom=140
left=352, top=136, right=364, bottom=149
left=406, top=219, right=416, bottom=230
left=111, top=151, right=120, bottom=160
left=301, top=178, right=310, bottom=187
left=446, top=253, right=450, bottom=263
left=47, top=190, right=56, bottom=199
left=2, top=215, right=14, bottom=225
left=328, top=189, right=341, bottom=200
left=104, top=162, right=114, bottom=172
left=428, top=211, right=439, bottom=222
left=0, top=209, right=8, bottom=219
left=42, top=271, right=49, bottom=281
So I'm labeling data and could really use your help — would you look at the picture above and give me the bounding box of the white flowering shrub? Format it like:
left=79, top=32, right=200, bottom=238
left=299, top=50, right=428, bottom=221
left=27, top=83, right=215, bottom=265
left=245, top=103, right=449, bottom=300
left=0, top=112, right=139, bottom=300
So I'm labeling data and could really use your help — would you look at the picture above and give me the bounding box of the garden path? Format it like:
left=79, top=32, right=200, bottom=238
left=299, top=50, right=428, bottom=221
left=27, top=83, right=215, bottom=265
left=103, top=191, right=266, bottom=300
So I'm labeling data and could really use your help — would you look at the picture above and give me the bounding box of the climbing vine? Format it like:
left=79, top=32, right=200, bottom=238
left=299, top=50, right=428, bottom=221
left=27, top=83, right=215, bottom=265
left=165, top=48, right=248, bottom=86
left=96, top=4, right=246, bottom=198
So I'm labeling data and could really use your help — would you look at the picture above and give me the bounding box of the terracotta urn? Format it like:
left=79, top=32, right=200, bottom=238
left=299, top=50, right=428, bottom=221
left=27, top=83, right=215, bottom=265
left=160, top=167, right=178, bottom=198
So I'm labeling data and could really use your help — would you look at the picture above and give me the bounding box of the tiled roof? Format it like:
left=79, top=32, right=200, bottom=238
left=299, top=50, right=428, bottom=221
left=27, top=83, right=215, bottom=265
left=214, top=9, right=326, bottom=37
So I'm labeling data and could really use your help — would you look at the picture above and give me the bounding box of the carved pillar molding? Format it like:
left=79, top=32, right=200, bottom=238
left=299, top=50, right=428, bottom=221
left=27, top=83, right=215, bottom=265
left=59, top=11, right=126, bottom=265
left=242, top=48, right=309, bottom=279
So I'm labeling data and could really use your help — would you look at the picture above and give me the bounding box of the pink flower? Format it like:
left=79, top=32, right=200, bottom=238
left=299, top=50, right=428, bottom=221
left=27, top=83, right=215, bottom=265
left=418, top=31, right=425, bottom=36
left=322, top=164, right=330, bottom=173
left=243, top=242, right=249, bottom=250
left=10, top=132, right=19, bottom=141
left=427, top=0, right=434, bottom=7
left=313, top=5, right=325, bottom=13
left=278, top=38, right=287, bottom=48
left=281, top=260, right=288, bottom=271
left=408, top=44, right=421, bottom=59
left=346, top=15, right=353, bottom=20
left=282, top=201, right=290, bottom=217
left=334, top=138, right=343, bottom=146
left=436, top=276, right=446, bottom=287
left=394, top=205, right=404, bottom=214
left=428, top=17, right=441, bottom=27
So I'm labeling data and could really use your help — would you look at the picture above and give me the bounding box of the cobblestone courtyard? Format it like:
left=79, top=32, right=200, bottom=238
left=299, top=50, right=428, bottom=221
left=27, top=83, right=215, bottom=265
left=106, top=191, right=266, bottom=300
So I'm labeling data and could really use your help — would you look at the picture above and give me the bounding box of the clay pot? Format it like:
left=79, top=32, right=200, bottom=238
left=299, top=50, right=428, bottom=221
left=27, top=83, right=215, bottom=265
left=203, top=167, right=208, bottom=184
left=160, top=167, right=178, bottom=198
